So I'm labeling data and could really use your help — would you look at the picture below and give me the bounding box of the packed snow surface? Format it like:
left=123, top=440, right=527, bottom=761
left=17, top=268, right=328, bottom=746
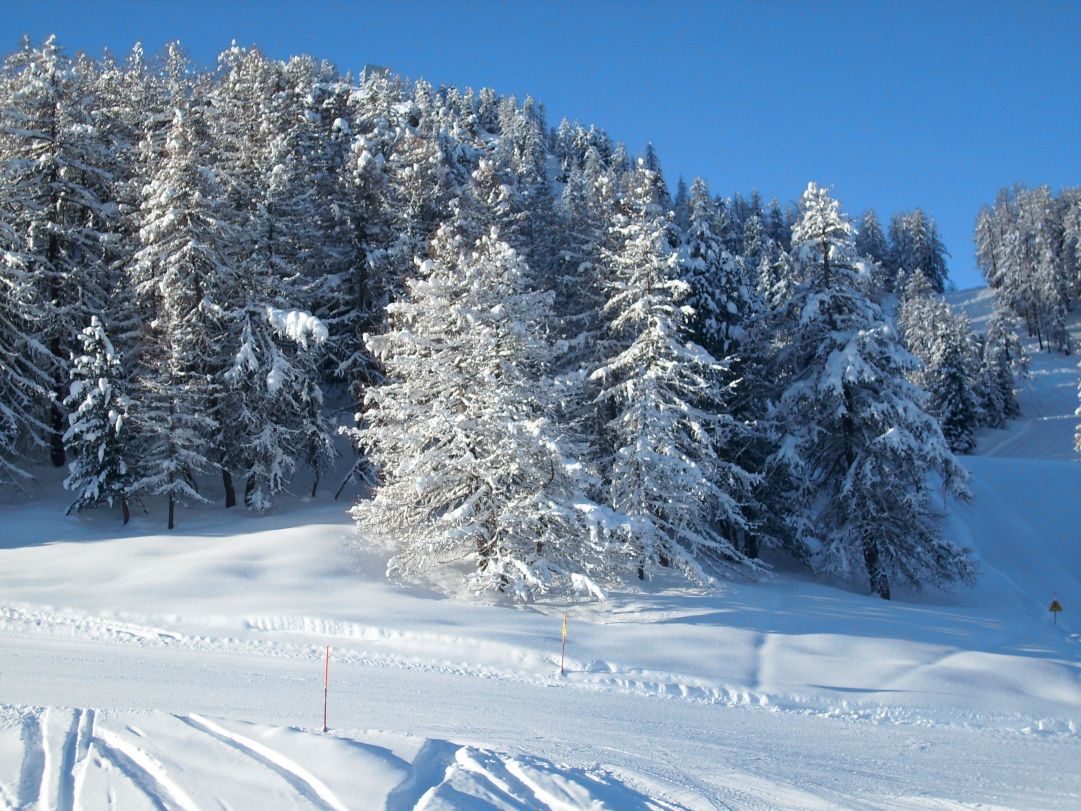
left=2, top=287, right=1080, bottom=809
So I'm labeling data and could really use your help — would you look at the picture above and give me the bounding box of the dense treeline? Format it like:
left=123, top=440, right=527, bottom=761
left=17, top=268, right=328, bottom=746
left=975, top=184, right=1081, bottom=353
left=1, top=37, right=1024, bottom=600
left=973, top=185, right=1081, bottom=456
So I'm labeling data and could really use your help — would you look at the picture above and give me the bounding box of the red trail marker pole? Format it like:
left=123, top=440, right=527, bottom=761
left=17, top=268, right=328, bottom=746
left=322, top=645, right=330, bottom=733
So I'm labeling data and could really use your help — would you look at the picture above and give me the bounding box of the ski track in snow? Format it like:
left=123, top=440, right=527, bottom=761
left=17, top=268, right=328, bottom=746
left=16, top=712, right=44, bottom=811
left=0, top=708, right=675, bottom=811
left=181, top=714, right=349, bottom=811
left=93, top=726, right=201, bottom=811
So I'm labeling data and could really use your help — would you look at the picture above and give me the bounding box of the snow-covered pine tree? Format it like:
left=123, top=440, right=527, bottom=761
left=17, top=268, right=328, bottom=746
left=466, top=156, right=526, bottom=246
left=551, top=154, right=615, bottom=386
left=974, top=203, right=1005, bottom=290
left=741, top=212, right=767, bottom=274
left=351, top=219, right=606, bottom=600
left=546, top=147, right=624, bottom=474
left=382, top=124, right=455, bottom=283
left=553, top=116, right=576, bottom=172
left=0, top=37, right=117, bottom=468
left=923, top=312, right=984, bottom=454
left=0, top=215, right=50, bottom=486
left=292, top=74, right=367, bottom=386
left=768, top=182, right=972, bottom=599
left=897, top=271, right=987, bottom=448
left=263, top=136, right=339, bottom=498
left=914, top=211, right=950, bottom=293
left=324, top=69, right=410, bottom=394
left=680, top=178, right=750, bottom=360
left=895, top=270, right=942, bottom=387
left=348, top=70, right=400, bottom=300
left=887, top=209, right=949, bottom=293
left=1063, top=189, right=1081, bottom=298
left=765, top=198, right=792, bottom=252
left=130, top=105, right=230, bottom=528
left=979, top=306, right=1028, bottom=427
left=207, top=46, right=299, bottom=507
left=592, top=161, right=759, bottom=582
left=678, top=181, right=774, bottom=560
left=854, top=209, right=889, bottom=295
left=331, top=77, right=459, bottom=501
left=975, top=185, right=1077, bottom=353
left=713, top=197, right=743, bottom=258
left=63, top=317, right=136, bottom=522
left=224, top=305, right=332, bottom=510
left=672, top=177, right=690, bottom=233
left=855, top=210, right=888, bottom=267
left=504, top=96, right=560, bottom=287
left=1030, top=195, right=1071, bottom=354
left=87, top=44, right=163, bottom=367
left=219, top=100, right=337, bottom=509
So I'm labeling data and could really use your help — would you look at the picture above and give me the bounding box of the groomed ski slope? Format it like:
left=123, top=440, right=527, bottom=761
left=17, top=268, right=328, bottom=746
left=1, top=286, right=1079, bottom=809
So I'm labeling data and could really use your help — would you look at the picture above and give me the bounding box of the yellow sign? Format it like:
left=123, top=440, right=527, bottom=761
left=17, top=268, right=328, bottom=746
left=1050, top=599, right=1063, bottom=613
left=561, top=613, right=568, bottom=640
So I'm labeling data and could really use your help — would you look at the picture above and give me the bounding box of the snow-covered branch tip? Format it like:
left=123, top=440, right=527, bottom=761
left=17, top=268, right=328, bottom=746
left=266, top=307, right=329, bottom=349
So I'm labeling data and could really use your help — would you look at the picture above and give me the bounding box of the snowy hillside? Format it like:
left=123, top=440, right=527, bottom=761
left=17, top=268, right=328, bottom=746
left=2, top=285, right=1080, bottom=808
left=949, top=286, right=1081, bottom=462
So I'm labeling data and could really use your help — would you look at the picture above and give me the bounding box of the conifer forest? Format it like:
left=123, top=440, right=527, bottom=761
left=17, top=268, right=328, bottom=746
left=5, top=37, right=1078, bottom=603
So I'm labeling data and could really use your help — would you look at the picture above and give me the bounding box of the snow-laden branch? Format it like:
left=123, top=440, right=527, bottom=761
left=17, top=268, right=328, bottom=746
left=266, top=307, right=329, bottom=349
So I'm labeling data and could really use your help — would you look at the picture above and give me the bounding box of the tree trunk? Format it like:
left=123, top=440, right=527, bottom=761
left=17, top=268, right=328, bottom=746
left=45, top=130, right=65, bottom=469
left=48, top=316, right=65, bottom=467
left=121, top=497, right=130, bottom=526
left=863, top=537, right=890, bottom=599
left=168, top=494, right=175, bottom=530
left=222, top=468, right=236, bottom=508
left=842, top=382, right=885, bottom=595
left=738, top=527, right=759, bottom=559
left=49, top=390, right=66, bottom=467
left=476, top=536, right=492, bottom=571
left=333, top=461, right=355, bottom=500
left=310, top=470, right=320, bottom=499
left=821, top=236, right=831, bottom=291
left=244, top=474, right=256, bottom=508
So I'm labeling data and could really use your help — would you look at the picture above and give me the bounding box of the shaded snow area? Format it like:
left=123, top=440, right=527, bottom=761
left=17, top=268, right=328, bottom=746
left=1, top=286, right=1080, bottom=809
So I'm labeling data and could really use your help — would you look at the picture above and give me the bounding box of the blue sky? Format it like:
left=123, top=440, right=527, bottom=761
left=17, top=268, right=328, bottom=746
left=3, top=1, right=1079, bottom=290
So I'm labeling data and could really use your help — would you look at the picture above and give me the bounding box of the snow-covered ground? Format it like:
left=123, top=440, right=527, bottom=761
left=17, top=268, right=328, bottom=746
left=2, top=287, right=1080, bottom=809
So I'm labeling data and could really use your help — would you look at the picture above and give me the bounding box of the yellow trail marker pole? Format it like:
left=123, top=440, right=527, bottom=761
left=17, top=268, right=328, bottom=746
left=1050, top=598, right=1063, bottom=626
left=560, top=612, right=568, bottom=677
left=322, top=645, right=330, bottom=732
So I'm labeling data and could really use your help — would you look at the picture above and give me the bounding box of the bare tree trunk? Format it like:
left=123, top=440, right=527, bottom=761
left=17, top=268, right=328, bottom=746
left=49, top=388, right=66, bottom=467
left=738, top=526, right=758, bottom=559
left=864, top=539, right=890, bottom=599
left=222, top=468, right=236, bottom=508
